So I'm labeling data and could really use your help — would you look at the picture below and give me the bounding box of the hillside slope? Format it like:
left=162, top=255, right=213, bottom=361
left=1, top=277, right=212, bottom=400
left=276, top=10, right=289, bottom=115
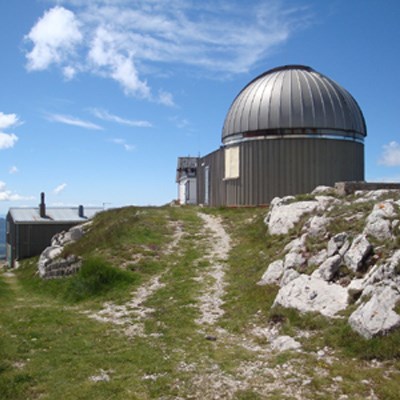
left=0, top=201, right=400, bottom=399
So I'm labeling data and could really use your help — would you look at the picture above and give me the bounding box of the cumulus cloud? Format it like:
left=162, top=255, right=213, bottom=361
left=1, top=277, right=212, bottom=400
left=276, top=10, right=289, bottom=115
left=25, top=1, right=310, bottom=102
left=0, top=133, right=18, bottom=150
left=25, top=6, right=82, bottom=71
left=0, top=181, right=34, bottom=201
left=0, top=112, right=21, bottom=130
left=46, top=113, right=103, bottom=130
left=9, top=166, right=19, bottom=174
left=91, top=108, right=152, bottom=127
left=110, top=138, right=135, bottom=151
left=378, top=141, right=400, bottom=167
left=54, top=183, right=67, bottom=194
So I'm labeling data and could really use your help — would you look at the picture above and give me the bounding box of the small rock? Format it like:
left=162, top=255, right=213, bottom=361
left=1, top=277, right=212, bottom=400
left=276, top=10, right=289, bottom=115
left=284, top=251, right=306, bottom=270
left=271, top=335, right=301, bottom=352
left=308, top=249, right=328, bottom=267
left=313, top=254, right=342, bottom=281
left=327, top=233, right=348, bottom=257
left=344, top=234, right=372, bottom=272
left=205, top=335, right=217, bottom=341
left=348, top=286, right=400, bottom=339
left=257, top=260, right=284, bottom=286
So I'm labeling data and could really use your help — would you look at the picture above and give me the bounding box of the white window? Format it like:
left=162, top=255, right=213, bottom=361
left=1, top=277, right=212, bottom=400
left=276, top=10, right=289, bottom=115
left=224, top=146, right=239, bottom=179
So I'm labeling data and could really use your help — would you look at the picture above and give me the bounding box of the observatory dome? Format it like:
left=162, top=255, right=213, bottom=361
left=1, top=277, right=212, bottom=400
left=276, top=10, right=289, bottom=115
left=222, top=65, right=366, bottom=145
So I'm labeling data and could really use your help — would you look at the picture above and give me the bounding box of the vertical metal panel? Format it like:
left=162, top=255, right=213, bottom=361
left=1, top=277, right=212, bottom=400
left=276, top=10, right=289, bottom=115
left=197, top=138, right=364, bottom=207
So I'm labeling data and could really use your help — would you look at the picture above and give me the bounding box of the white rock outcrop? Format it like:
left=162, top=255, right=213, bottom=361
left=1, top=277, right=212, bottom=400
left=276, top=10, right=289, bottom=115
left=348, top=286, right=400, bottom=339
left=312, top=254, right=342, bottom=281
left=343, top=234, right=372, bottom=272
left=273, top=274, right=348, bottom=317
left=265, top=200, right=319, bottom=235
left=261, top=189, right=400, bottom=338
left=38, top=223, right=90, bottom=279
left=364, top=201, right=397, bottom=241
left=257, top=260, right=284, bottom=286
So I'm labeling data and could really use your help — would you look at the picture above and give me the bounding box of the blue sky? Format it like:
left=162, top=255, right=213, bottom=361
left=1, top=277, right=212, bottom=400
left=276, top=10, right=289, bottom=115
left=0, top=0, right=399, bottom=214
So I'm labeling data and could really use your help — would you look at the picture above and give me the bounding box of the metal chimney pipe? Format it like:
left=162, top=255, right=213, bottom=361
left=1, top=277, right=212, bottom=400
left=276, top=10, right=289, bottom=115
left=78, top=205, right=84, bottom=218
left=39, top=192, right=46, bottom=218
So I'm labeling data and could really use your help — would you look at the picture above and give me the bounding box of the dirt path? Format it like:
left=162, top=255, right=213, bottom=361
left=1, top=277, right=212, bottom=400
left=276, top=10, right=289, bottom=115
left=195, top=212, right=231, bottom=326
left=85, top=221, right=184, bottom=337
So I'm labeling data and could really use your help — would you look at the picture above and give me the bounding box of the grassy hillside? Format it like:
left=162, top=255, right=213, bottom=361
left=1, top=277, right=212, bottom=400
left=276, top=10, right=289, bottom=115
left=0, top=205, right=400, bottom=399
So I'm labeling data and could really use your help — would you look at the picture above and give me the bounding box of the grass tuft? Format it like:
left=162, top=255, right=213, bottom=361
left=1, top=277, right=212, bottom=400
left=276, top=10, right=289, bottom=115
left=65, top=257, right=135, bottom=302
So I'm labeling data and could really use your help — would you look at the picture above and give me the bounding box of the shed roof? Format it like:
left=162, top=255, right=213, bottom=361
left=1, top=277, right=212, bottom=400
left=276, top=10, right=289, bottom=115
left=8, top=207, right=103, bottom=224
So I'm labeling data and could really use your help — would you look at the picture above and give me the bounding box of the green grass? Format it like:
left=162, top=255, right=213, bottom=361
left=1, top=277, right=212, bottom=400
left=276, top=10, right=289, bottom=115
left=1, top=205, right=400, bottom=399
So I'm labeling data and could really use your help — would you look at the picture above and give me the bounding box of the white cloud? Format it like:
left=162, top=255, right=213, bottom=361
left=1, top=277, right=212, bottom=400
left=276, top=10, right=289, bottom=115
left=158, top=89, right=175, bottom=107
left=9, top=166, right=19, bottom=174
left=54, top=183, right=67, bottom=194
left=25, top=1, right=310, bottom=101
left=46, top=113, right=103, bottom=130
left=63, top=65, right=77, bottom=80
left=25, top=6, right=82, bottom=71
left=378, top=141, right=400, bottom=167
left=0, top=181, right=34, bottom=201
left=0, top=112, right=21, bottom=130
left=111, top=138, right=135, bottom=151
left=170, top=116, right=190, bottom=129
left=91, top=108, right=152, bottom=127
left=0, top=133, right=18, bottom=149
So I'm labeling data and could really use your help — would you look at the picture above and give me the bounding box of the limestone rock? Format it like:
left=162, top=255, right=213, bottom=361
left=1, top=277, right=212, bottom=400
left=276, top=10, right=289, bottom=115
left=38, top=223, right=88, bottom=279
left=348, top=286, right=400, bottom=339
left=271, top=335, right=301, bottom=352
left=273, top=274, right=348, bottom=317
left=308, top=249, right=328, bottom=267
left=344, top=234, right=372, bottom=272
left=306, top=215, right=330, bottom=237
left=284, top=234, right=307, bottom=253
left=265, top=200, right=319, bottom=235
left=311, top=185, right=334, bottom=195
left=280, top=269, right=300, bottom=286
left=38, top=246, right=63, bottom=277
left=347, top=279, right=365, bottom=302
left=364, top=201, right=397, bottom=241
left=284, top=251, right=306, bottom=270
left=258, top=260, right=284, bottom=286
left=327, top=233, right=348, bottom=257
left=313, top=254, right=342, bottom=281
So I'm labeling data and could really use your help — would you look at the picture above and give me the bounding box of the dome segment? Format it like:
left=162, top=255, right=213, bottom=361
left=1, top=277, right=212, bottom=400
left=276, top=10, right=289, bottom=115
left=222, top=65, right=367, bottom=145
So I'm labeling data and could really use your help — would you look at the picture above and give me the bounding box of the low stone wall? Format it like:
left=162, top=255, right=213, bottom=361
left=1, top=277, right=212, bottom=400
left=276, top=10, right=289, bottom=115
left=40, top=255, right=82, bottom=279
left=335, top=181, right=400, bottom=196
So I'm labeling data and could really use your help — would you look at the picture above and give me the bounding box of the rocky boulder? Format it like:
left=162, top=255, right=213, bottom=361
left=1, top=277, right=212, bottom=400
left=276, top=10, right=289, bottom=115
left=38, top=223, right=90, bottom=279
left=348, top=286, right=400, bottom=339
left=273, top=274, right=348, bottom=317
left=265, top=199, right=319, bottom=235
left=343, top=234, right=372, bottom=272
left=364, top=201, right=397, bottom=241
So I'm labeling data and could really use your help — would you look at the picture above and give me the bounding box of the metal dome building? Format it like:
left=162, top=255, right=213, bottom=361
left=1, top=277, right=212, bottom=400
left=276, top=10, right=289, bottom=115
left=180, top=65, right=366, bottom=206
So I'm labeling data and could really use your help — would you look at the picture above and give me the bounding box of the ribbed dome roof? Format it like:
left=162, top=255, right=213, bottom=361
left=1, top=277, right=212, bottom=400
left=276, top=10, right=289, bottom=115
left=222, top=65, right=367, bottom=144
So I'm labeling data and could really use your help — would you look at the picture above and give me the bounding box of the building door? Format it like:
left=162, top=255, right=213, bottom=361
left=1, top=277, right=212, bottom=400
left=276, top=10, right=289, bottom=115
left=204, top=166, right=210, bottom=205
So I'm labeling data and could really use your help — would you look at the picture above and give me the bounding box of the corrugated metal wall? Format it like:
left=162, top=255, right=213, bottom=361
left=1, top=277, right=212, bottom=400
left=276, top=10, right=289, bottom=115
left=197, top=138, right=364, bottom=207
left=7, top=219, right=79, bottom=266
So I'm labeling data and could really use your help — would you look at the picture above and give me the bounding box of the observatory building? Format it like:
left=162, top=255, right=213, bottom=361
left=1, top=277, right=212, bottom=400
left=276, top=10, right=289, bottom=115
left=177, top=65, right=366, bottom=206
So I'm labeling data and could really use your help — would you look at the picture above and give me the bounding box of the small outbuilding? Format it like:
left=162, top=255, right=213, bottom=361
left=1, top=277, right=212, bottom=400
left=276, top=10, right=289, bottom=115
left=176, top=157, right=198, bottom=205
left=6, top=193, right=102, bottom=267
